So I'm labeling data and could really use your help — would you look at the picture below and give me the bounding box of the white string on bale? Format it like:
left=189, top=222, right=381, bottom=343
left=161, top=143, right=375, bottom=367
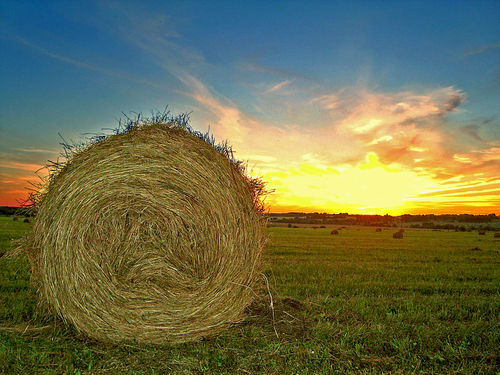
left=20, top=115, right=268, bottom=345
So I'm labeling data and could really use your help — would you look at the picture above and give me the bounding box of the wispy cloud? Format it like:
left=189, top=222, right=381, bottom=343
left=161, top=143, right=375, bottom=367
left=84, top=3, right=243, bottom=140
left=84, top=2, right=310, bottom=162
left=10, top=34, right=169, bottom=91
left=460, top=124, right=485, bottom=142
left=9, top=147, right=59, bottom=154
left=416, top=182, right=500, bottom=198
left=310, top=93, right=341, bottom=109
left=246, top=55, right=315, bottom=82
left=0, top=161, right=45, bottom=172
left=268, top=80, right=294, bottom=93
left=463, top=42, right=500, bottom=57
left=13, top=35, right=113, bottom=74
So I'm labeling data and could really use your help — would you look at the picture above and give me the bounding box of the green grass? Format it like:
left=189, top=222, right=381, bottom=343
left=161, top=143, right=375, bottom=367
left=1, top=217, right=499, bottom=374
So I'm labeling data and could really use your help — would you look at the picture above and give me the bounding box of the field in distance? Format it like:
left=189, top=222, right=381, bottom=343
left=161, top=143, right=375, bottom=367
left=1, top=217, right=499, bottom=374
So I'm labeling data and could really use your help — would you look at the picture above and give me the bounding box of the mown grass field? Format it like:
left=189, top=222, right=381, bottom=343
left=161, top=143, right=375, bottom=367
left=1, top=216, right=499, bottom=374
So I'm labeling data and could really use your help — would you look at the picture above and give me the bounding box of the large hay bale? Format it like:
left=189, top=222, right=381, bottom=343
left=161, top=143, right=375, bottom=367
left=20, top=118, right=267, bottom=345
left=393, top=231, right=403, bottom=239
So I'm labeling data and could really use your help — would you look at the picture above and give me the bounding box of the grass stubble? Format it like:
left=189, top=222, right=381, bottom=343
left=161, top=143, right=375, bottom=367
left=1, top=218, right=500, bottom=374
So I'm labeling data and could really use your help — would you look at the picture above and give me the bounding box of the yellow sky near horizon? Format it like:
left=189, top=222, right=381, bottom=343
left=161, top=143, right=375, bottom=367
left=256, top=152, right=499, bottom=215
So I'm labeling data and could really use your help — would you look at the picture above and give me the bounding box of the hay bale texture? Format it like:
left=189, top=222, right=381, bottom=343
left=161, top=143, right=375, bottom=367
left=20, top=115, right=268, bottom=345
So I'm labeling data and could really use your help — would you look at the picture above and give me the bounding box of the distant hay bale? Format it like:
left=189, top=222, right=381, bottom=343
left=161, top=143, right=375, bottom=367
left=12, top=216, right=19, bottom=221
left=393, top=231, right=403, bottom=239
left=375, top=228, right=382, bottom=232
left=19, top=115, right=268, bottom=345
left=398, top=228, right=404, bottom=233
left=23, top=218, right=30, bottom=223
left=478, top=231, right=486, bottom=235
left=494, top=232, right=500, bottom=238
left=330, top=229, right=339, bottom=235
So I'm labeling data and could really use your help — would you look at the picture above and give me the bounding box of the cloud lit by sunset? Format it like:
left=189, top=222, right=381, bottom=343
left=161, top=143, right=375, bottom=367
left=1, top=1, right=499, bottom=215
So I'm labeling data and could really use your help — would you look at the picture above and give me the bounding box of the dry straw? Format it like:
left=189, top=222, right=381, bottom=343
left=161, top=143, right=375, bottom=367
left=19, top=111, right=268, bottom=345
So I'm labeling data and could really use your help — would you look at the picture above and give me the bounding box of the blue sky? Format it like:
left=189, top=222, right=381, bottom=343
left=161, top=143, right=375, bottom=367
left=1, top=0, right=500, bottom=214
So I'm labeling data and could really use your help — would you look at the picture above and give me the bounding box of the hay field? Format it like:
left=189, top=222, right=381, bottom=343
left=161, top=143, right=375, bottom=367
left=1, top=217, right=500, bottom=374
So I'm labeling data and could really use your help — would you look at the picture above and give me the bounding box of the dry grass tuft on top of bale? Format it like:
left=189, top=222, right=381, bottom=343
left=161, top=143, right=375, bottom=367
left=18, top=111, right=268, bottom=345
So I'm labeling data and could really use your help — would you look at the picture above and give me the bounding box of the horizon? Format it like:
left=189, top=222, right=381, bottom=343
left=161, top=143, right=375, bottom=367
left=1, top=1, right=499, bottom=215
left=1, top=204, right=498, bottom=218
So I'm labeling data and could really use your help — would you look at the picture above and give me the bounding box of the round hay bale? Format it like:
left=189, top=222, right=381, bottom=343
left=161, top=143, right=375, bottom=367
left=330, top=229, right=339, bottom=235
left=12, top=216, right=19, bottom=221
left=393, top=231, right=403, bottom=239
left=23, top=218, right=30, bottom=223
left=494, top=232, right=500, bottom=238
left=20, top=119, right=267, bottom=345
left=375, top=228, right=382, bottom=232
left=478, top=231, right=486, bottom=235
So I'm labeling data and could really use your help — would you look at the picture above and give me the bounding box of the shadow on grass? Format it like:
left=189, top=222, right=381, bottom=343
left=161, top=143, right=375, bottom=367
left=242, top=295, right=313, bottom=341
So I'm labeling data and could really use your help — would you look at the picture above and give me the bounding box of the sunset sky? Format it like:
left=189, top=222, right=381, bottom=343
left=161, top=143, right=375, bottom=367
left=1, top=1, right=500, bottom=215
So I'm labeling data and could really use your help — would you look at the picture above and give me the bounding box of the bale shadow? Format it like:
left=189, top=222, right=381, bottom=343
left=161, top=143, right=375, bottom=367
left=242, top=295, right=312, bottom=341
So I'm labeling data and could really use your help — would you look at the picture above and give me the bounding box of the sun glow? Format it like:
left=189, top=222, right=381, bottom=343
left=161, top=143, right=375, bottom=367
left=262, top=153, right=436, bottom=215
